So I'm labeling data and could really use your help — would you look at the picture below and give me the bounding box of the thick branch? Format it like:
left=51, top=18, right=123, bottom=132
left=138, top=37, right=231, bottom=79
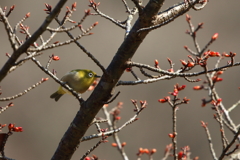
left=51, top=0, right=203, bottom=159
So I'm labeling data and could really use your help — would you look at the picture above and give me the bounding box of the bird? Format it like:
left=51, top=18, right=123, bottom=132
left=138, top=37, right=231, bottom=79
left=50, top=69, right=100, bottom=101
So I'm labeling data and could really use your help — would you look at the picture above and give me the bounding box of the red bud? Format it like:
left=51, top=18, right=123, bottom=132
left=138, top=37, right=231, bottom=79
left=211, top=33, right=218, bottom=40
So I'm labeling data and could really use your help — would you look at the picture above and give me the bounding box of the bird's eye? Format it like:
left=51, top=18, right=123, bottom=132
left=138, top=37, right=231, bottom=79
left=88, top=72, right=93, bottom=77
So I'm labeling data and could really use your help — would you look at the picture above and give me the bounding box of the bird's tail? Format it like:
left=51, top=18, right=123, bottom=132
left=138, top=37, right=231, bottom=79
left=50, top=91, right=63, bottom=101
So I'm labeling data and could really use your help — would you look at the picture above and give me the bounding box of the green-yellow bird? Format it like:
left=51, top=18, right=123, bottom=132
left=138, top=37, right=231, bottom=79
left=50, top=69, right=100, bottom=101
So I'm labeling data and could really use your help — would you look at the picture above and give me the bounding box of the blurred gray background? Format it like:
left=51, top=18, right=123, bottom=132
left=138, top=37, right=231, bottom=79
left=1, top=0, right=240, bottom=159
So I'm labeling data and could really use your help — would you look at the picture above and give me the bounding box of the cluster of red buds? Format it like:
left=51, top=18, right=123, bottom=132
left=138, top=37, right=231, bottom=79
left=158, top=96, right=171, bottom=103
left=222, top=52, right=236, bottom=57
left=158, top=84, right=189, bottom=105
left=185, top=14, right=204, bottom=37
left=111, top=142, right=126, bottom=148
left=65, top=2, right=77, bottom=13
left=177, top=146, right=198, bottom=160
left=63, top=2, right=78, bottom=22
left=137, top=148, right=157, bottom=156
left=212, top=71, right=223, bottom=83
left=2, top=5, right=15, bottom=18
left=193, top=70, right=224, bottom=91
left=181, top=49, right=234, bottom=69
left=89, top=0, right=101, bottom=9
left=8, top=123, right=23, bottom=132
left=84, top=9, right=91, bottom=16
left=203, top=51, right=221, bottom=57
left=84, top=155, right=98, bottom=160
left=223, top=52, right=236, bottom=66
left=0, top=123, right=23, bottom=132
left=212, top=75, right=223, bottom=83
left=164, top=143, right=198, bottom=160
left=180, top=59, right=195, bottom=68
left=211, top=98, right=222, bottom=107
left=158, top=84, right=186, bottom=103
left=201, top=97, right=222, bottom=108
left=170, top=84, right=186, bottom=96
left=131, top=99, right=147, bottom=112
left=44, top=3, right=52, bottom=14
left=139, top=100, right=147, bottom=108
left=110, top=102, right=123, bottom=121
left=19, top=24, right=30, bottom=35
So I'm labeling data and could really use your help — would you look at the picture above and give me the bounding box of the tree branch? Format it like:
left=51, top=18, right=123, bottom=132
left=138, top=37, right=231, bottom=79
left=51, top=0, right=205, bottom=159
left=0, top=0, right=68, bottom=82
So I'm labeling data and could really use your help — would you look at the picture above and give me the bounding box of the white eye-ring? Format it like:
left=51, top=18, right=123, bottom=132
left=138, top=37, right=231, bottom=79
left=88, top=72, right=93, bottom=77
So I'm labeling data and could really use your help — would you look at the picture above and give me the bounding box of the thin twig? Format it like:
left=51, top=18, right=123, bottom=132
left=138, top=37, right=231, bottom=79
left=27, top=33, right=89, bottom=52
left=80, top=136, right=108, bottom=160
left=89, top=2, right=126, bottom=29
left=172, top=106, right=178, bottom=160
left=219, top=128, right=240, bottom=160
left=131, top=69, right=141, bottom=80
left=228, top=100, right=240, bottom=113
left=54, top=18, right=107, bottom=74
left=0, top=78, right=48, bottom=101
left=101, top=104, right=129, bottom=160
left=0, top=8, right=18, bottom=51
left=122, top=0, right=131, bottom=13
left=104, top=91, right=121, bottom=104
left=131, top=0, right=143, bottom=13
left=81, top=105, right=145, bottom=142
left=0, top=103, right=13, bottom=114
left=185, top=15, right=201, bottom=54
left=201, top=121, right=218, bottom=160
left=0, top=0, right=68, bottom=82
left=129, top=61, right=240, bottom=78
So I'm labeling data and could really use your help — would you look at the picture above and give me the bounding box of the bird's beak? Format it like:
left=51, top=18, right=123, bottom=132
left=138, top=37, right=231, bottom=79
left=95, top=75, right=101, bottom=78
